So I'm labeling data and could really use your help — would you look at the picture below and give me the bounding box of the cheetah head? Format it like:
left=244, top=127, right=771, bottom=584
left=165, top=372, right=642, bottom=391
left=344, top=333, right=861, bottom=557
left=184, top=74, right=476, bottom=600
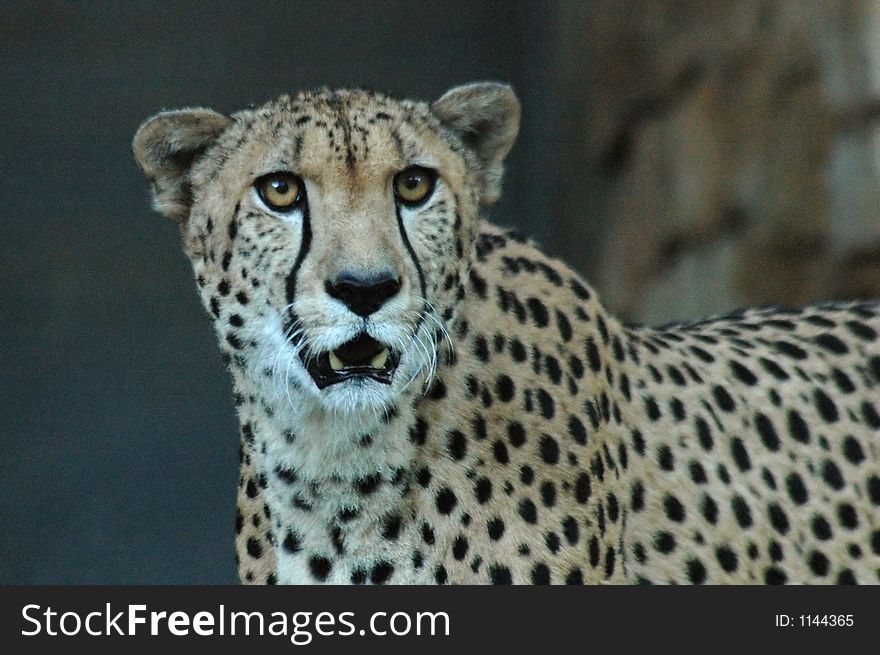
left=134, top=84, right=520, bottom=415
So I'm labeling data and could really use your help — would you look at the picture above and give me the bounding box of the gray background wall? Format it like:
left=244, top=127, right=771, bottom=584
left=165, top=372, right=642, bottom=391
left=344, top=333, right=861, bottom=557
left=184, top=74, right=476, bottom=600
left=2, top=1, right=878, bottom=583
left=0, top=1, right=559, bottom=584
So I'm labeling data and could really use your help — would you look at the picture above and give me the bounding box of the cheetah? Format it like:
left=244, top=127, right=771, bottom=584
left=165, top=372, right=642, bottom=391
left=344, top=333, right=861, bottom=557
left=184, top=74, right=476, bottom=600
left=133, top=82, right=880, bottom=584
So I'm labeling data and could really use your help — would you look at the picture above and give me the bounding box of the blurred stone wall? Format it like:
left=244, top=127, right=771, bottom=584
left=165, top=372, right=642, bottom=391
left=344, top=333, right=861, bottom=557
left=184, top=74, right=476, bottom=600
left=551, top=0, right=880, bottom=324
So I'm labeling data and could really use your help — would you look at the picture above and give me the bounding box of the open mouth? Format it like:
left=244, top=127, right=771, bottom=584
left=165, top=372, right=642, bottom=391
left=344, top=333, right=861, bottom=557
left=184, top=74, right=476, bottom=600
left=299, top=333, right=399, bottom=390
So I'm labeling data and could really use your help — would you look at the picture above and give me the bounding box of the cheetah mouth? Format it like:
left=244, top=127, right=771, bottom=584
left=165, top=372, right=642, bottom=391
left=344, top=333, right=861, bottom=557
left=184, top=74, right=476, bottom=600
left=299, top=333, right=399, bottom=390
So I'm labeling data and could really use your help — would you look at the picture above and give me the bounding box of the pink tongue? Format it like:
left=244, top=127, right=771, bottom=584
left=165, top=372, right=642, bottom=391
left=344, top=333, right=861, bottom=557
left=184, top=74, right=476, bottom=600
left=333, top=334, right=385, bottom=366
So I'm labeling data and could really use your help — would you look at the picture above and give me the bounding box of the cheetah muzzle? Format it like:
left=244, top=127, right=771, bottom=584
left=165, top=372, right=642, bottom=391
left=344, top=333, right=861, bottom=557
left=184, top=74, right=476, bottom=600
left=134, top=82, right=880, bottom=585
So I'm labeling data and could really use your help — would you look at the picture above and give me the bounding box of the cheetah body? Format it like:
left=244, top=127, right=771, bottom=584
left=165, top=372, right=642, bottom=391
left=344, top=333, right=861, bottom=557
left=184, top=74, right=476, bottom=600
left=134, top=84, right=880, bottom=585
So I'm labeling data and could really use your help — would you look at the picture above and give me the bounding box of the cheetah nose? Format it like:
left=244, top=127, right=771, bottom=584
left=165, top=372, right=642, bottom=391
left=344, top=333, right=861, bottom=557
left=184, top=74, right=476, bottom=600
left=325, top=271, right=401, bottom=317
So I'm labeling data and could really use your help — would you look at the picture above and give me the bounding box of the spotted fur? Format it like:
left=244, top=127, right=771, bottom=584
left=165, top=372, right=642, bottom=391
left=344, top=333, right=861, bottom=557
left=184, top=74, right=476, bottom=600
left=134, top=84, right=880, bottom=585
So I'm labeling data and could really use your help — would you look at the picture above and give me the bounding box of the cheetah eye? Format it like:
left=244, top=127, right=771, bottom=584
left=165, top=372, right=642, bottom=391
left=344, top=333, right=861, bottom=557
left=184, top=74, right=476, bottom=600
left=393, top=166, right=437, bottom=207
left=255, top=172, right=303, bottom=212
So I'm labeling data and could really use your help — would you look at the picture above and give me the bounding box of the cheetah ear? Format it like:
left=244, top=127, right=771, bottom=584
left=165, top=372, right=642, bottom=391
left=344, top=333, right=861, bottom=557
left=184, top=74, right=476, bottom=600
left=133, top=108, right=232, bottom=222
left=432, top=82, right=521, bottom=206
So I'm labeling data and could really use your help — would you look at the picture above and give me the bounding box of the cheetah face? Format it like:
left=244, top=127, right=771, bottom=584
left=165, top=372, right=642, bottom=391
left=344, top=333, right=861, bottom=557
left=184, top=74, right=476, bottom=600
left=134, top=84, right=519, bottom=416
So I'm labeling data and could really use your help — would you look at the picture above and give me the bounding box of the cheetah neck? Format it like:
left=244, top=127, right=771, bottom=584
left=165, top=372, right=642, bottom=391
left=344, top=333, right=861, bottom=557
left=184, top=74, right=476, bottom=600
left=231, top=364, right=439, bottom=584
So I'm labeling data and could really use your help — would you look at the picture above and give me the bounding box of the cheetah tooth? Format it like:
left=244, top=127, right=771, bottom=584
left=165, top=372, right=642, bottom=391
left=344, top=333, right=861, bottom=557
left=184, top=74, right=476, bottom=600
left=329, top=351, right=345, bottom=371
left=370, top=349, right=389, bottom=369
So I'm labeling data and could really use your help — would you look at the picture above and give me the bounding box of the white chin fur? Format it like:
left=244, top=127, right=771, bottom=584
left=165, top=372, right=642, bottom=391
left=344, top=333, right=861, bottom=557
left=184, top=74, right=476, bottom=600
left=250, top=313, right=432, bottom=418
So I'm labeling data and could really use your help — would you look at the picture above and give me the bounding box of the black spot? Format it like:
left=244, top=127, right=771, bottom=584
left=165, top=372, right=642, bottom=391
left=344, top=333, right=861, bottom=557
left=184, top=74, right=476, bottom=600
left=730, top=437, right=751, bottom=472
left=526, top=297, right=549, bottom=327
left=489, top=564, right=513, bottom=585
left=715, top=546, right=738, bottom=573
left=644, top=396, right=661, bottom=421
left=309, top=556, right=332, bottom=581
left=764, top=567, right=787, bottom=584
left=509, top=339, right=527, bottom=361
left=555, top=310, right=573, bottom=342
left=565, top=568, right=584, bottom=585
left=632, top=430, right=646, bottom=456
left=669, top=398, right=686, bottom=421
left=686, top=558, right=707, bottom=584
left=731, top=495, right=753, bottom=528
left=695, top=417, right=713, bottom=451
left=775, top=340, right=807, bottom=360
left=586, top=338, right=601, bottom=372
left=868, top=475, right=880, bottom=506
left=631, top=481, right=645, bottom=511
left=435, top=487, right=458, bottom=515
left=531, top=563, right=551, bottom=585
left=837, top=503, right=858, bottom=530
left=537, top=389, right=555, bottom=419
left=540, top=481, right=557, bottom=507
left=282, top=531, right=301, bottom=553
left=712, top=385, right=736, bottom=412
left=814, top=388, right=839, bottom=423
left=870, top=355, right=880, bottom=381
left=846, top=319, right=877, bottom=341
left=518, top=498, right=538, bottom=524
left=657, top=445, right=674, bottom=471
left=588, top=536, right=600, bottom=567
left=246, top=537, right=262, bottom=559
left=808, top=551, right=829, bottom=576
left=416, top=466, right=432, bottom=488
left=832, top=369, right=855, bottom=394
left=382, top=514, right=402, bottom=540
left=545, top=531, right=561, bottom=553
left=754, top=413, right=780, bottom=451
left=539, top=434, right=560, bottom=464
left=842, top=436, right=865, bottom=465
left=812, top=514, right=832, bottom=540
left=520, top=465, right=534, bottom=485
left=487, top=517, right=505, bottom=541
left=785, top=473, right=808, bottom=505
left=836, top=569, right=857, bottom=585
left=356, top=474, right=381, bottom=496
left=370, top=561, right=394, bottom=585
left=729, top=360, right=758, bottom=385
left=544, top=355, right=563, bottom=385
left=787, top=410, right=810, bottom=443
left=570, top=279, right=592, bottom=299
left=447, top=430, right=467, bottom=460
left=821, top=460, right=844, bottom=490
left=562, top=516, right=579, bottom=545
left=604, top=548, right=616, bottom=578
left=452, top=535, right=469, bottom=560
left=493, top=440, right=510, bottom=464
left=768, top=503, right=789, bottom=534
left=409, top=418, right=428, bottom=445
left=426, top=379, right=447, bottom=400
left=701, top=495, right=718, bottom=524
left=815, top=333, right=849, bottom=354
left=495, top=374, right=515, bottom=402
left=689, top=461, right=707, bottom=484
left=475, top=477, right=492, bottom=504
left=759, top=357, right=788, bottom=380
left=434, top=565, right=447, bottom=584
left=473, top=335, right=490, bottom=362
left=575, top=473, right=591, bottom=503
left=421, top=522, right=435, bottom=545
left=654, top=532, right=676, bottom=553
left=664, top=495, right=685, bottom=522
